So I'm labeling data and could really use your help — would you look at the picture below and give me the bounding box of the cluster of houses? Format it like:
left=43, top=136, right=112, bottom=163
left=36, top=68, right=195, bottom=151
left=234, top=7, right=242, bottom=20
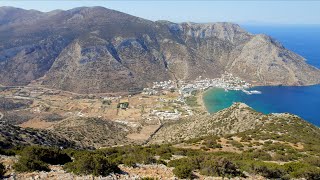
left=140, top=73, right=253, bottom=122
left=150, top=109, right=181, bottom=120
left=152, top=80, right=175, bottom=90
left=179, top=73, right=251, bottom=97
left=142, top=80, right=176, bottom=96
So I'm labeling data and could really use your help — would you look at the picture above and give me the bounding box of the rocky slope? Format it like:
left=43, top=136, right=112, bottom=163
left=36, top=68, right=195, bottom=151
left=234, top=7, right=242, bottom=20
left=0, top=122, right=77, bottom=149
left=0, top=6, right=320, bottom=93
left=51, top=117, right=136, bottom=148
left=149, top=103, right=320, bottom=144
left=149, top=103, right=265, bottom=144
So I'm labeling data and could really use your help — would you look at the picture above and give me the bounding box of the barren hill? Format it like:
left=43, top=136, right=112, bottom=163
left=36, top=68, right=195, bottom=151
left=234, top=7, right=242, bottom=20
left=0, top=7, right=319, bottom=93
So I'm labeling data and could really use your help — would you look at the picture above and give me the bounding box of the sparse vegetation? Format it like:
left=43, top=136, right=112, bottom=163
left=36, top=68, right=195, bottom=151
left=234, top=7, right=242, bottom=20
left=0, top=97, right=319, bottom=179
left=200, top=157, right=244, bottom=178
left=64, top=152, right=120, bottom=176
left=14, top=146, right=72, bottom=172
left=185, top=96, right=199, bottom=107
left=172, top=164, right=193, bottom=179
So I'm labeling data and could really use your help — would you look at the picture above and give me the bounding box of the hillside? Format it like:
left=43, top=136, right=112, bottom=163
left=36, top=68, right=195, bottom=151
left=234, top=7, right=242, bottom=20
left=150, top=103, right=320, bottom=145
left=51, top=117, right=136, bottom=148
left=0, top=7, right=319, bottom=93
left=0, top=122, right=77, bottom=149
left=0, top=103, right=320, bottom=179
left=150, top=103, right=265, bottom=144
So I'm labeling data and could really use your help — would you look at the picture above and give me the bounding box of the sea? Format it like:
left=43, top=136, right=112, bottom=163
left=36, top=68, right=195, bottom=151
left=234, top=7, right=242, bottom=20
left=203, top=24, right=320, bottom=126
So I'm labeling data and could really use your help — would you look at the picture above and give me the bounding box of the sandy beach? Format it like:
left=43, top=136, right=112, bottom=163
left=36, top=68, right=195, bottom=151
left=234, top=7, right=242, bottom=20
left=196, top=90, right=209, bottom=114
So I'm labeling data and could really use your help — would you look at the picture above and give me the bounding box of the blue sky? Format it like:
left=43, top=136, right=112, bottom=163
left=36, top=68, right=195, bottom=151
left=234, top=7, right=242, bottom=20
left=1, top=1, right=320, bottom=25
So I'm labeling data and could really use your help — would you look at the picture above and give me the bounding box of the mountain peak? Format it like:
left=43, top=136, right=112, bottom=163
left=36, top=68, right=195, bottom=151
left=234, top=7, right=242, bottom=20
left=0, top=6, right=319, bottom=93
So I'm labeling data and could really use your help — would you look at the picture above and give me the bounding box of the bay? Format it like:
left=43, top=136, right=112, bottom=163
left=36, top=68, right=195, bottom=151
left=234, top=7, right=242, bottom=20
left=203, top=25, right=320, bottom=126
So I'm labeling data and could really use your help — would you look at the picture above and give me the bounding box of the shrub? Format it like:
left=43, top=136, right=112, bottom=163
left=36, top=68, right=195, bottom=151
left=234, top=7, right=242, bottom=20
left=203, top=139, right=222, bottom=149
left=160, top=153, right=172, bottom=160
left=291, top=166, right=320, bottom=180
left=272, top=153, right=296, bottom=162
left=19, top=146, right=72, bottom=165
left=141, top=177, right=159, bottom=180
left=303, top=156, right=320, bottom=167
left=228, top=140, right=244, bottom=149
left=250, top=162, right=285, bottom=179
left=122, top=156, right=138, bottom=167
left=64, top=153, right=120, bottom=176
left=13, top=146, right=72, bottom=172
left=173, top=165, right=193, bottom=179
left=200, top=157, right=243, bottom=178
left=0, top=163, right=6, bottom=177
left=0, top=148, right=16, bottom=156
left=244, top=150, right=272, bottom=161
left=14, top=156, right=50, bottom=172
left=156, top=159, right=167, bottom=166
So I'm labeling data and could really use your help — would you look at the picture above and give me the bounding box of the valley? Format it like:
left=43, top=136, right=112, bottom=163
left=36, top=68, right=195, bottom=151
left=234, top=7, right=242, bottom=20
left=0, top=5, right=320, bottom=180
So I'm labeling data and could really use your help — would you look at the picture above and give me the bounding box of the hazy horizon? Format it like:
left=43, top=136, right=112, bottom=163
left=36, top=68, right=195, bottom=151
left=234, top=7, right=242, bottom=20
left=1, top=1, right=320, bottom=25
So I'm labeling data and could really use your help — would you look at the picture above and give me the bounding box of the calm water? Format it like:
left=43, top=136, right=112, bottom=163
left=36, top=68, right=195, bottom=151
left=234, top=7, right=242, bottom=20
left=203, top=25, right=320, bottom=126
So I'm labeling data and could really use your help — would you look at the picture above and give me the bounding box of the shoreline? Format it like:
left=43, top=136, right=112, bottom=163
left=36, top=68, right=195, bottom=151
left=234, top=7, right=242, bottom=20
left=196, top=90, right=209, bottom=114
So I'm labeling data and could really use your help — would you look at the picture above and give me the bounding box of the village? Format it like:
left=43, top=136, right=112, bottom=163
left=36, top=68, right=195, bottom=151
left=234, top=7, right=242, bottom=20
left=0, top=73, right=254, bottom=122
left=0, top=73, right=254, bottom=142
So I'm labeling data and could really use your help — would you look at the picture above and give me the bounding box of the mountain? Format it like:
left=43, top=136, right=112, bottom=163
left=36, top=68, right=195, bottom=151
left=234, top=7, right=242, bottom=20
left=0, top=6, right=320, bottom=93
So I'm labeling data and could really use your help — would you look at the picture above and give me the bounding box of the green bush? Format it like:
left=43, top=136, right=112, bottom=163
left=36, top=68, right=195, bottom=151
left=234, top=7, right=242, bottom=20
left=291, top=166, right=320, bottom=180
left=140, top=177, right=159, bottom=180
left=173, top=165, right=193, bottom=179
left=200, top=157, right=243, bottom=178
left=228, top=140, right=244, bottom=149
left=0, top=148, right=16, bottom=156
left=14, top=146, right=72, bottom=172
left=250, top=162, right=285, bottom=179
left=203, top=139, right=222, bottom=149
left=168, top=157, right=200, bottom=170
left=14, top=156, right=50, bottom=172
left=64, top=153, right=120, bottom=176
left=0, top=163, right=6, bottom=177
left=160, top=153, right=172, bottom=160
left=303, top=156, right=320, bottom=167
left=243, top=150, right=272, bottom=161
left=20, top=146, right=72, bottom=165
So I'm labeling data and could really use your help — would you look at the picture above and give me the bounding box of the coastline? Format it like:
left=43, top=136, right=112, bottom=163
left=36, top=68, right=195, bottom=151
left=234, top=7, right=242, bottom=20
left=196, top=89, right=209, bottom=114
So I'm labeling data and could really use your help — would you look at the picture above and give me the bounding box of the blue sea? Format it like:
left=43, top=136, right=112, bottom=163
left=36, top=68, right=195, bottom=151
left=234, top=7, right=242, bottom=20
left=203, top=25, right=320, bottom=126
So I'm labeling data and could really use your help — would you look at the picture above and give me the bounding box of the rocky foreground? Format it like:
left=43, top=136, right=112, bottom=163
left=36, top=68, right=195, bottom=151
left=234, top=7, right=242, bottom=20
left=1, top=6, right=320, bottom=93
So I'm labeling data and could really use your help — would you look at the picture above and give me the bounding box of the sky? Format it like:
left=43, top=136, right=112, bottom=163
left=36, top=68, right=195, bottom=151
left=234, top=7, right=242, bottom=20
left=0, top=1, right=320, bottom=25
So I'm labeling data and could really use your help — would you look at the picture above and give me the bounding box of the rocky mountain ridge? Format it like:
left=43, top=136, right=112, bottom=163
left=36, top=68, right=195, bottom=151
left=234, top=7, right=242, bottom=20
left=0, top=6, right=320, bottom=93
